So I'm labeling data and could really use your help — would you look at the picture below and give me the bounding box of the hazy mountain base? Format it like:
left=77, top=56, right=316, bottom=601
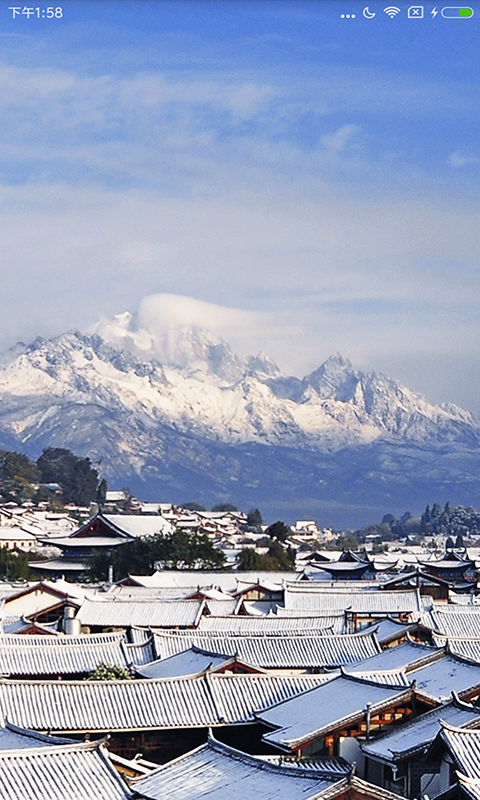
left=3, top=417, right=479, bottom=528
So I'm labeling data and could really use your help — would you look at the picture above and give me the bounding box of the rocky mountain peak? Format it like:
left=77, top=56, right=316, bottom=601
left=0, top=317, right=479, bottom=525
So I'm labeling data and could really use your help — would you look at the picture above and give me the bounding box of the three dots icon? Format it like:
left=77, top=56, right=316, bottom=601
left=340, top=13, right=356, bottom=17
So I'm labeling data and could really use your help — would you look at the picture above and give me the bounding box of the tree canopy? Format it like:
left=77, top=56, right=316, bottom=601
left=88, top=529, right=226, bottom=581
left=85, top=663, right=132, bottom=681
left=237, top=540, right=295, bottom=571
left=0, top=450, right=40, bottom=503
left=266, top=520, right=291, bottom=543
left=37, top=447, right=100, bottom=506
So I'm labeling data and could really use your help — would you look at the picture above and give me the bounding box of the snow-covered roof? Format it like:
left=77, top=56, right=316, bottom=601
left=0, top=721, right=74, bottom=751
left=130, top=735, right=338, bottom=800
left=350, top=639, right=442, bottom=673
left=0, top=527, right=36, bottom=541
left=257, top=674, right=413, bottom=751
left=0, top=673, right=330, bottom=732
left=429, top=608, right=480, bottom=638
left=362, top=696, right=480, bottom=762
left=197, top=613, right=339, bottom=634
left=134, top=648, right=230, bottom=679
left=151, top=629, right=382, bottom=669
left=434, top=637, right=480, bottom=664
left=122, top=570, right=301, bottom=590
left=103, top=513, right=173, bottom=537
left=408, top=654, right=480, bottom=701
left=283, top=586, right=423, bottom=614
left=77, top=596, right=205, bottom=628
left=0, top=739, right=130, bottom=800
left=436, top=721, right=480, bottom=778
left=0, top=632, right=154, bottom=677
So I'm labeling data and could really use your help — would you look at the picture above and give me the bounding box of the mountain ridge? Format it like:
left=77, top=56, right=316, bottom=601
left=0, top=323, right=478, bottom=526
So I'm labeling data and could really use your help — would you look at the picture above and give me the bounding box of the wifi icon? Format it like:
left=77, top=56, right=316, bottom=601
left=384, top=6, right=401, bottom=15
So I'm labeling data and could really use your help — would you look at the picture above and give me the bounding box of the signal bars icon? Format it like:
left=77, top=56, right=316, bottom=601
left=384, top=6, right=401, bottom=14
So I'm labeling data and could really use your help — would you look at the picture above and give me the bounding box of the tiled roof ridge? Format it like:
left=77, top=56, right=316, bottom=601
left=0, top=736, right=109, bottom=758
left=261, top=685, right=415, bottom=751
left=205, top=732, right=341, bottom=779
left=339, top=666, right=411, bottom=691
left=440, top=719, right=480, bottom=735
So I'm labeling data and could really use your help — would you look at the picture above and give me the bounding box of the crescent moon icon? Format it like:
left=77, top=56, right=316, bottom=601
left=363, top=7, right=376, bottom=17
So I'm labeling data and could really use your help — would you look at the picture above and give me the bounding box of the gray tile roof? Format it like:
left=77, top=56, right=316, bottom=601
left=362, top=697, right=480, bottom=763
left=429, top=609, right=480, bottom=638
left=197, top=613, right=341, bottom=634
left=203, top=599, right=240, bottom=616
left=130, top=735, right=338, bottom=800
left=283, top=587, right=423, bottom=614
left=438, top=722, right=480, bottom=778
left=0, top=633, right=154, bottom=677
left=434, top=637, right=480, bottom=664
left=77, top=597, right=205, bottom=628
left=150, top=629, right=382, bottom=669
left=408, top=654, right=480, bottom=701
left=258, top=674, right=414, bottom=751
left=0, top=739, right=130, bottom=800
left=0, top=673, right=330, bottom=732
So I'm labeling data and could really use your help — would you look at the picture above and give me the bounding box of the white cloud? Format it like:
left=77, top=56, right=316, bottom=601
left=0, top=47, right=478, bottom=415
left=322, top=124, right=361, bottom=152
left=448, top=151, right=478, bottom=167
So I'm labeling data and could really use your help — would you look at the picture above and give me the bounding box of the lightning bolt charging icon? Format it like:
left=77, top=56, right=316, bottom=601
left=431, top=6, right=438, bottom=16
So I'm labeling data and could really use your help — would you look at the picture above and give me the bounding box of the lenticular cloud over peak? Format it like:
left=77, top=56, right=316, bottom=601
left=89, top=293, right=263, bottom=368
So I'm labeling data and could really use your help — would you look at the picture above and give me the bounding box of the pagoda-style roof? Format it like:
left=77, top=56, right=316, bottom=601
left=318, top=561, right=372, bottom=579
left=338, top=550, right=371, bottom=564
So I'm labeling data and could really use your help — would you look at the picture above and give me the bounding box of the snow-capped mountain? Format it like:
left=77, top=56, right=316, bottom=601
left=0, top=317, right=479, bottom=526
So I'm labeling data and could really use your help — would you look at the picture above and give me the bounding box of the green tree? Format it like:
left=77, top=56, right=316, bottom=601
left=266, top=520, right=291, bottom=543
left=268, top=540, right=295, bottom=569
left=0, top=547, right=30, bottom=580
left=85, top=663, right=132, bottom=681
left=0, top=450, right=40, bottom=503
left=237, top=543, right=295, bottom=571
left=246, top=508, right=263, bottom=530
left=87, top=530, right=225, bottom=582
left=211, top=503, right=238, bottom=512
left=96, top=478, right=108, bottom=506
left=37, top=448, right=99, bottom=506
left=181, top=501, right=206, bottom=512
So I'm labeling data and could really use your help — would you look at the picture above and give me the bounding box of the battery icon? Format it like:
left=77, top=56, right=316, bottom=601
left=441, top=7, right=474, bottom=16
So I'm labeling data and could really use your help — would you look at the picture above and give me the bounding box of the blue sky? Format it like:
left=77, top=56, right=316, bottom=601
left=1, top=0, right=479, bottom=411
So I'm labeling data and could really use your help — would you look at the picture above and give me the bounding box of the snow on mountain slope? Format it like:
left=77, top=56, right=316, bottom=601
left=0, top=316, right=479, bottom=525
left=0, top=324, right=478, bottom=455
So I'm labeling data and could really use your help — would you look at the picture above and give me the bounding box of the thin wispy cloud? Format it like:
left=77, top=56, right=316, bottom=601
left=0, top=0, right=478, bottom=416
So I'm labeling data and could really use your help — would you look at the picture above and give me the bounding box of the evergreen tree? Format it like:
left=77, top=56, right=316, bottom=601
left=96, top=478, right=108, bottom=506
left=0, top=450, right=40, bottom=503
left=88, top=530, right=225, bottom=581
left=37, top=448, right=99, bottom=506
left=266, top=520, right=291, bottom=543
left=0, top=547, right=30, bottom=580
left=246, top=508, right=263, bottom=530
